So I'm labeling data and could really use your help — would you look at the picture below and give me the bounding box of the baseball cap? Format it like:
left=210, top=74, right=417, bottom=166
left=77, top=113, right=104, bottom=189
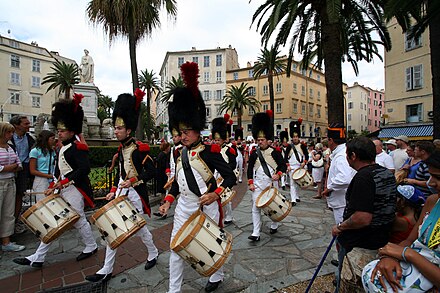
left=384, top=139, right=397, bottom=146
left=393, top=135, right=409, bottom=143
left=396, top=185, right=425, bottom=205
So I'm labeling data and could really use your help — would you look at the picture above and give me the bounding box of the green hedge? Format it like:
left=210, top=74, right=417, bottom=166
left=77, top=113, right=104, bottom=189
left=89, top=145, right=160, bottom=168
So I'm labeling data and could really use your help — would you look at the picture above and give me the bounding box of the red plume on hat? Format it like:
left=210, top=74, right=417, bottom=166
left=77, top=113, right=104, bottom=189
left=134, top=88, right=145, bottom=110
left=266, top=110, right=273, bottom=118
left=181, top=62, right=200, bottom=99
left=73, top=93, right=84, bottom=113
left=224, top=113, right=230, bottom=122
left=228, top=119, right=233, bottom=125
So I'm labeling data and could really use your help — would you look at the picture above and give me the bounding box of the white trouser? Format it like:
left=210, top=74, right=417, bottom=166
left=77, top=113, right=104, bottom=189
left=251, top=184, right=279, bottom=237
left=168, top=196, right=223, bottom=293
left=236, top=155, right=243, bottom=182
left=26, top=185, right=98, bottom=263
left=33, top=176, right=50, bottom=202
left=223, top=202, right=233, bottom=222
left=332, top=207, right=345, bottom=224
left=288, top=169, right=300, bottom=202
left=280, top=174, right=286, bottom=187
left=97, top=185, right=158, bottom=275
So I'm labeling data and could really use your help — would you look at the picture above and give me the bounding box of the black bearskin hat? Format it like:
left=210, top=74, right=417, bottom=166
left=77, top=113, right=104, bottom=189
left=112, top=89, right=144, bottom=131
left=235, top=127, right=243, bottom=140
left=280, top=129, right=289, bottom=143
left=327, top=122, right=346, bottom=140
left=289, top=119, right=302, bottom=138
left=51, top=94, right=84, bottom=134
left=252, top=110, right=273, bottom=141
left=168, top=62, right=206, bottom=132
left=212, top=115, right=228, bottom=140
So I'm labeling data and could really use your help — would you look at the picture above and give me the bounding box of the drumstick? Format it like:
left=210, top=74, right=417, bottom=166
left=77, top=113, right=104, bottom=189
left=24, top=191, right=46, bottom=195
left=116, top=173, right=130, bottom=198
left=94, top=197, right=108, bottom=201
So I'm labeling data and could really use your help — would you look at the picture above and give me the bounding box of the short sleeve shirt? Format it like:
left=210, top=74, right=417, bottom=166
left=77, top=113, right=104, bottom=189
left=29, top=147, right=55, bottom=175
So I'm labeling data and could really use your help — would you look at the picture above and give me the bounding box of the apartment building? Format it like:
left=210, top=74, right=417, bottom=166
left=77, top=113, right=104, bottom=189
left=346, top=82, right=384, bottom=133
left=380, top=18, right=433, bottom=140
left=157, top=46, right=239, bottom=136
left=0, top=36, right=75, bottom=127
left=227, top=60, right=328, bottom=141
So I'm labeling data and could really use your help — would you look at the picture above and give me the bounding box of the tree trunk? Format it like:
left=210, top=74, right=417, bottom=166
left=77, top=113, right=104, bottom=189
left=128, top=30, right=143, bottom=140
left=268, top=73, right=275, bottom=129
left=429, top=0, right=440, bottom=139
left=65, top=87, right=70, bottom=99
left=146, top=89, right=152, bottom=142
left=238, top=108, right=242, bottom=129
left=321, top=2, right=344, bottom=128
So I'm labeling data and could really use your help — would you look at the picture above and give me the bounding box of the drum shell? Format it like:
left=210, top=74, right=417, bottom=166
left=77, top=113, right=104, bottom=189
left=256, top=186, right=292, bottom=222
left=220, top=188, right=236, bottom=207
left=21, top=194, right=80, bottom=244
left=91, top=196, right=146, bottom=250
left=291, top=168, right=313, bottom=187
left=170, top=209, right=233, bottom=277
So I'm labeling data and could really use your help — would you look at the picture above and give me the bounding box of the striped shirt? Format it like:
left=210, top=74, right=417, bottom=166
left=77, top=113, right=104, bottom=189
left=415, top=161, right=431, bottom=197
left=0, top=145, right=22, bottom=179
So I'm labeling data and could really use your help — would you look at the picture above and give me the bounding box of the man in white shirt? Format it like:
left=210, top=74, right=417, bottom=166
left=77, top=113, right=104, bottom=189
left=373, top=138, right=395, bottom=173
left=392, top=135, right=409, bottom=170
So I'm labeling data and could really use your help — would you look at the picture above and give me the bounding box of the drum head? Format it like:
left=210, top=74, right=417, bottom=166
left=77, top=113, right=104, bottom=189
left=170, top=210, right=205, bottom=251
left=292, top=168, right=306, bottom=179
left=256, top=186, right=277, bottom=208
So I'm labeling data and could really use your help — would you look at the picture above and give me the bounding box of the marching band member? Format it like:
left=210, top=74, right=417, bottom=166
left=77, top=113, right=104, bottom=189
left=212, top=114, right=237, bottom=225
left=279, top=129, right=291, bottom=190
left=235, top=128, right=245, bottom=183
left=85, top=90, right=159, bottom=282
left=14, top=95, right=98, bottom=267
left=159, top=62, right=235, bottom=293
left=287, top=119, right=308, bottom=205
left=247, top=111, right=287, bottom=240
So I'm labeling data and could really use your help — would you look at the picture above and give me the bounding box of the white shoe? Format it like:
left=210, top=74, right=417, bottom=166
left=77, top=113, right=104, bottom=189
left=14, top=222, right=26, bottom=235
left=2, top=242, right=25, bottom=252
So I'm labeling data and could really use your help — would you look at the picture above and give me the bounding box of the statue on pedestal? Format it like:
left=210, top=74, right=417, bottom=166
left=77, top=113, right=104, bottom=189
left=80, top=49, right=94, bottom=83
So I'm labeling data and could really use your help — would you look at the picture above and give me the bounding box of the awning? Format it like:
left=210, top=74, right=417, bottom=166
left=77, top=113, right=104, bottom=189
left=378, top=124, right=433, bottom=140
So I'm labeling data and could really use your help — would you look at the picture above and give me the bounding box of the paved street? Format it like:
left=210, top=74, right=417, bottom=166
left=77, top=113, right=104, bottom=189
left=0, top=182, right=337, bottom=293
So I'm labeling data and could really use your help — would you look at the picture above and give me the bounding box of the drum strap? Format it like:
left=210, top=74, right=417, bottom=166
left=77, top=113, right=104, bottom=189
left=256, top=148, right=272, bottom=179
left=181, top=147, right=202, bottom=197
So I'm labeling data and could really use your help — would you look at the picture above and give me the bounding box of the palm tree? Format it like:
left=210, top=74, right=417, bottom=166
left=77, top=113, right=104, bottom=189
left=138, top=69, right=160, bottom=141
left=251, top=0, right=391, bottom=127
left=42, top=60, right=80, bottom=99
left=98, top=94, right=115, bottom=116
left=219, top=83, right=261, bottom=128
left=383, top=0, right=440, bottom=137
left=161, top=76, right=184, bottom=103
left=87, top=0, right=177, bottom=139
left=253, top=46, right=287, bottom=124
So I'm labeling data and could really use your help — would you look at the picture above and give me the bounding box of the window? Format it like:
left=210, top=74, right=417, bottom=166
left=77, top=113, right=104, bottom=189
left=276, top=82, right=282, bottom=93
left=374, top=120, right=377, bottom=127
left=317, top=74, right=321, bottom=82
left=309, top=88, right=313, bottom=98
left=32, top=60, right=40, bottom=72
left=247, top=124, right=252, bottom=132
left=216, top=90, right=223, bottom=100
left=10, top=72, right=20, bottom=85
left=348, top=125, right=352, bottom=131
left=368, top=98, right=371, bottom=104
left=11, top=55, right=20, bottom=68
left=309, top=104, right=314, bottom=116
left=32, top=76, right=41, bottom=88
left=216, top=106, right=222, bottom=116
left=374, top=109, right=377, bottom=117
left=301, top=85, right=305, bottom=96
left=293, top=103, right=298, bottom=113
left=248, top=69, right=253, bottom=78
left=361, top=114, right=363, bottom=121
left=309, top=70, right=313, bottom=78
left=233, top=72, right=238, bottom=80
left=405, top=31, right=422, bottom=51
left=248, top=87, right=256, bottom=96
left=368, top=119, right=372, bottom=126
left=9, top=40, right=19, bottom=48
left=406, top=65, right=423, bottom=90
left=317, top=91, right=321, bottom=100
left=203, top=90, right=210, bottom=100
left=204, top=71, right=210, bottom=83
left=203, top=56, right=210, bottom=67
left=276, top=102, right=282, bottom=113
left=348, top=92, right=352, bottom=99
left=192, top=56, right=198, bottom=64
left=10, top=92, right=20, bottom=104
left=293, top=83, right=297, bottom=93
left=360, top=102, right=363, bottom=110
left=406, top=103, right=422, bottom=123
left=301, top=103, right=306, bottom=115
left=178, top=57, right=184, bottom=68
left=292, top=64, right=297, bottom=72
left=348, top=102, right=353, bottom=109
left=317, top=106, right=321, bottom=118
left=263, top=104, right=268, bottom=111
left=216, top=71, right=222, bottom=82
left=216, top=54, right=222, bottom=66
left=206, top=107, right=211, bottom=117
left=249, top=108, right=255, bottom=115
left=32, top=95, right=41, bottom=108
left=263, top=85, right=268, bottom=95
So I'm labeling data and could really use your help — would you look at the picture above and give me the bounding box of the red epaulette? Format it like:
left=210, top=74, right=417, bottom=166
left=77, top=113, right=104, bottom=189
left=137, top=142, right=150, bottom=152
left=75, top=141, right=89, bottom=151
left=229, top=147, right=237, bottom=156
left=250, top=147, right=257, bottom=154
left=275, top=146, right=282, bottom=152
left=232, top=141, right=237, bottom=146
left=211, top=144, right=221, bottom=153
left=117, top=144, right=122, bottom=152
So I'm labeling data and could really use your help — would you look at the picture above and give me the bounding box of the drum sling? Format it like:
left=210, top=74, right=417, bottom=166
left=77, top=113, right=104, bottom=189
left=256, top=148, right=272, bottom=179
left=181, top=147, right=202, bottom=197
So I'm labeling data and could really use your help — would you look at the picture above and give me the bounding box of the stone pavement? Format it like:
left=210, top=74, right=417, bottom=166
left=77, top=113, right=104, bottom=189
left=0, top=182, right=337, bottom=293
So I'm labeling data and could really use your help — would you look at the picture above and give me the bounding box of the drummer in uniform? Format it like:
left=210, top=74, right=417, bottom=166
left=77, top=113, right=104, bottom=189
left=247, top=111, right=287, bottom=240
left=287, top=119, right=308, bottom=205
left=234, top=127, right=245, bottom=183
left=14, top=95, right=98, bottom=268
left=159, top=62, right=236, bottom=293
left=279, top=129, right=291, bottom=190
left=212, top=114, right=237, bottom=225
left=85, top=90, right=159, bottom=282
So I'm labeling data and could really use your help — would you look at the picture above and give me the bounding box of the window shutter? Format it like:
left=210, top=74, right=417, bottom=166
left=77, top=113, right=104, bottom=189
left=406, top=67, right=412, bottom=90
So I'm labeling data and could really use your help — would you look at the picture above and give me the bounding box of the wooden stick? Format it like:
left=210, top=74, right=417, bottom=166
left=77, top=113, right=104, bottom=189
left=94, top=197, right=108, bottom=201
left=24, top=191, right=46, bottom=195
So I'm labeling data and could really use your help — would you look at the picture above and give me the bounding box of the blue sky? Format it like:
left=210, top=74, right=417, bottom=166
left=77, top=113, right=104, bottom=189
left=0, top=0, right=385, bottom=99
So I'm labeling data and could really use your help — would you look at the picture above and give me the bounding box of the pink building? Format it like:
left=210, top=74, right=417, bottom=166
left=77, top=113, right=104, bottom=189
left=367, top=88, right=385, bottom=132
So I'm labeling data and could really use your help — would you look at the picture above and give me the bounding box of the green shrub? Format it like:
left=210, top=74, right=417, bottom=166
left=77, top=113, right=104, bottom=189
left=88, top=145, right=160, bottom=168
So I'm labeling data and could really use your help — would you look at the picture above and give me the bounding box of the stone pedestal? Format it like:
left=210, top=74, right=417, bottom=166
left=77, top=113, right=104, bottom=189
left=74, top=83, right=101, bottom=138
